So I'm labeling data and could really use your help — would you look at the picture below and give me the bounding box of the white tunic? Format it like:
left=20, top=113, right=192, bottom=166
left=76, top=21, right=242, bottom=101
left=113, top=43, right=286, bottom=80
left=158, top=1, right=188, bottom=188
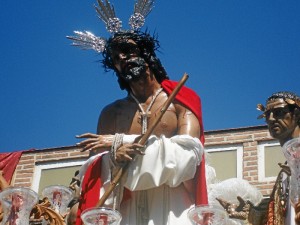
left=80, top=135, right=204, bottom=225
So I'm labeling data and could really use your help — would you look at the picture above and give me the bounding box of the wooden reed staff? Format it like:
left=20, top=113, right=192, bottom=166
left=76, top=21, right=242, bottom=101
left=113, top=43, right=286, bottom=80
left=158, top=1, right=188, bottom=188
left=96, top=73, right=189, bottom=207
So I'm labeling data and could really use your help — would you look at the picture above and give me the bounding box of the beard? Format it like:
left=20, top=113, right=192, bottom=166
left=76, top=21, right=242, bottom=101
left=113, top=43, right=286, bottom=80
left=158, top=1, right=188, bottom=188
left=118, top=57, right=147, bottom=81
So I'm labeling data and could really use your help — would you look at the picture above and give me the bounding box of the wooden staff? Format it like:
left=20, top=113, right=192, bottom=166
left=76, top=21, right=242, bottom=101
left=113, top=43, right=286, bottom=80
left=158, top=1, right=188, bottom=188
left=96, top=73, right=189, bottom=207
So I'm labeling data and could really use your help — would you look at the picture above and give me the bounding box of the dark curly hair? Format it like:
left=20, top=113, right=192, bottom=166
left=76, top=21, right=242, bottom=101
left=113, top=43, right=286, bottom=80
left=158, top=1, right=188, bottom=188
left=102, top=30, right=169, bottom=91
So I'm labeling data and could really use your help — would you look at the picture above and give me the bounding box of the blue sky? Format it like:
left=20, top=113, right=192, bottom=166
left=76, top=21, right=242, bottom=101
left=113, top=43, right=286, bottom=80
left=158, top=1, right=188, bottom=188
left=1, top=1, right=300, bottom=153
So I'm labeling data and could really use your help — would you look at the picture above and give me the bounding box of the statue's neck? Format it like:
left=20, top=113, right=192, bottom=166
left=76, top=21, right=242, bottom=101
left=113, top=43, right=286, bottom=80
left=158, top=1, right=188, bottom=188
left=280, top=126, right=300, bottom=146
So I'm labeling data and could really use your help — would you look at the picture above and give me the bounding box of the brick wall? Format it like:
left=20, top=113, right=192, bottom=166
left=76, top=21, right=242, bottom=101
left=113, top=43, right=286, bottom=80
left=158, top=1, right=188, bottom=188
left=205, top=125, right=277, bottom=196
left=12, top=146, right=89, bottom=187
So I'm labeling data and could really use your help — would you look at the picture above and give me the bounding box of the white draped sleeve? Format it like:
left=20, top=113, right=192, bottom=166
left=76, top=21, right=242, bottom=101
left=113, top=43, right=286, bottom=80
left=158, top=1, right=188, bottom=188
left=124, top=134, right=204, bottom=191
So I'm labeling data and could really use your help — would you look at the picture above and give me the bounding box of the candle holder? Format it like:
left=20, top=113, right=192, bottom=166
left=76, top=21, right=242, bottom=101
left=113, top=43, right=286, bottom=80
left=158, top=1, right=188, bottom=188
left=187, top=204, right=228, bottom=225
left=81, top=207, right=122, bottom=225
left=0, top=187, right=39, bottom=225
left=42, top=185, right=73, bottom=215
left=282, top=137, right=300, bottom=206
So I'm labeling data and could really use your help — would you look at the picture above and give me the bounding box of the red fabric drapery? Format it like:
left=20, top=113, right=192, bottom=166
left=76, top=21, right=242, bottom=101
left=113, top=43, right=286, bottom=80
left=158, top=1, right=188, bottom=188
left=76, top=155, right=103, bottom=224
left=0, top=151, right=24, bottom=184
left=161, top=79, right=208, bottom=205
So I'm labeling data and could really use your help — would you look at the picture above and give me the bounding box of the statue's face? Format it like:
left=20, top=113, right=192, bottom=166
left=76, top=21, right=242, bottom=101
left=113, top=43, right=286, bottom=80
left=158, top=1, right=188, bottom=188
left=265, top=98, right=297, bottom=141
left=111, top=39, right=147, bottom=81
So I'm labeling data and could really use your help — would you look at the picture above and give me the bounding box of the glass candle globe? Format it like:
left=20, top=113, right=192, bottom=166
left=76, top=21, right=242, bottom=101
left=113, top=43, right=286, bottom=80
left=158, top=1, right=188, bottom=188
left=187, top=204, right=228, bottom=225
left=81, top=207, right=122, bottom=225
left=282, top=137, right=300, bottom=206
left=0, top=187, right=39, bottom=225
left=42, top=185, right=73, bottom=215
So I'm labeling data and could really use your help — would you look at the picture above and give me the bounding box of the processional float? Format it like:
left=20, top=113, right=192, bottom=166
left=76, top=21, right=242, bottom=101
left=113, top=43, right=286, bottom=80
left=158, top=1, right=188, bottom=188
left=0, top=74, right=227, bottom=225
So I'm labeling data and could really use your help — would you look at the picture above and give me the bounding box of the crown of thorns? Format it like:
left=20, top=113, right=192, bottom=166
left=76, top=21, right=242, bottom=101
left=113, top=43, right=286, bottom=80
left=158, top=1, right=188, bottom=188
left=256, top=95, right=300, bottom=119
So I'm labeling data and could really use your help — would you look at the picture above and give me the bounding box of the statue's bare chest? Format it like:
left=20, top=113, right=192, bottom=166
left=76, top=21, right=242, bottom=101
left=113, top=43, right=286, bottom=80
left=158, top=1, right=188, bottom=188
left=114, top=94, right=178, bottom=137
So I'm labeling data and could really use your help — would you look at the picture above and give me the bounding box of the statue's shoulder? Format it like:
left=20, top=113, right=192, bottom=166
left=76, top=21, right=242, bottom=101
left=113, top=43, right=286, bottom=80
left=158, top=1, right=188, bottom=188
left=102, top=96, right=131, bottom=112
left=98, top=97, right=131, bottom=130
